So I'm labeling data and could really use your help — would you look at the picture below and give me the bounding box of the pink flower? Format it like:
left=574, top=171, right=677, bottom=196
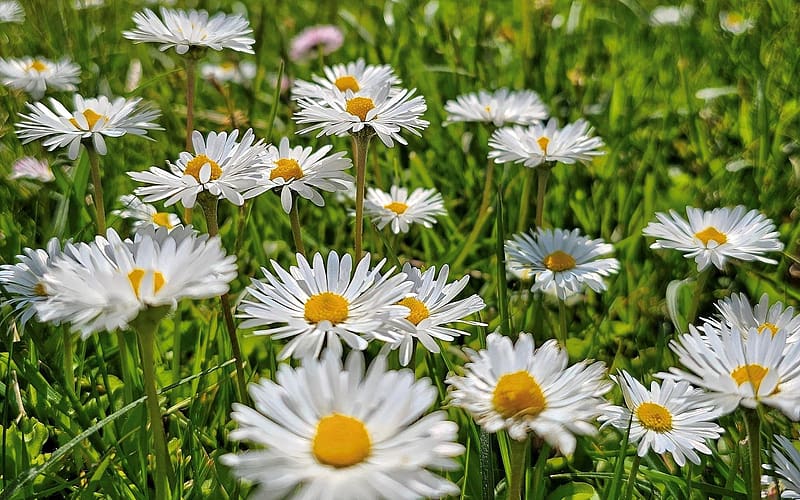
left=9, top=156, right=54, bottom=182
left=289, top=25, right=344, bottom=62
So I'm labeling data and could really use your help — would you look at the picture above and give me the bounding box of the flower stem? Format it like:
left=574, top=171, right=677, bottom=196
left=289, top=195, right=306, bottom=256
left=508, top=437, right=529, bottom=500
left=352, top=131, right=373, bottom=258
left=517, top=167, right=535, bottom=233
left=478, top=430, right=495, bottom=500
left=454, top=156, right=496, bottom=270
left=744, top=408, right=762, bottom=500
left=184, top=56, right=198, bottom=225
left=556, top=299, right=568, bottom=347
left=535, top=165, right=552, bottom=229
left=86, top=147, right=105, bottom=235
left=62, top=329, right=73, bottom=394
left=495, top=177, right=512, bottom=335
left=624, top=453, right=641, bottom=500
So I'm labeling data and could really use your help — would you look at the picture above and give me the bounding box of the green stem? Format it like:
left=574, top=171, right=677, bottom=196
left=87, top=147, right=105, bottom=235
left=531, top=441, right=550, bottom=500
left=508, top=437, right=528, bottom=500
left=624, top=454, right=641, bottom=500
left=454, top=156, right=496, bottom=269
left=289, top=196, right=306, bottom=256
left=184, top=56, right=198, bottom=225
left=116, top=330, right=134, bottom=404
left=352, top=131, right=373, bottom=258
left=479, top=430, right=495, bottom=500
left=557, top=299, right=568, bottom=347
left=535, top=165, right=551, bottom=229
left=687, top=268, right=711, bottom=324
left=63, top=329, right=73, bottom=394
left=495, top=177, right=512, bottom=335
left=517, top=167, right=535, bottom=233
left=744, top=408, right=761, bottom=500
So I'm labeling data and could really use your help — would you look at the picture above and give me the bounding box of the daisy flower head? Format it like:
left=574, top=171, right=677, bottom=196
left=444, top=88, right=549, bottom=127
left=599, top=371, right=724, bottom=466
left=112, top=194, right=180, bottom=231
left=642, top=206, right=784, bottom=272
left=447, top=333, right=611, bottom=453
left=0, top=57, right=80, bottom=100
left=0, top=238, right=65, bottom=326
left=237, top=251, right=413, bottom=360
left=221, top=349, right=464, bottom=499
left=0, top=1, right=23, bottom=23
left=200, top=60, right=256, bottom=85
left=35, top=226, right=237, bottom=338
left=364, top=185, right=447, bottom=234
left=291, top=58, right=400, bottom=102
left=505, top=227, right=620, bottom=300
left=489, top=118, right=605, bottom=168
left=244, top=136, right=353, bottom=213
left=129, top=128, right=266, bottom=209
left=123, top=8, right=255, bottom=55
left=704, top=292, right=800, bottom=343
left=773, top=435, right=800, bottom=498
left=9, top=156, right=54, bottom=182
left=720, top=11, right=754, bottom=35
left=15, top=94, right=162, bottom=160
left=289, top=24, right=344, bottom=62
left=649, top=4, right=694, bottom=27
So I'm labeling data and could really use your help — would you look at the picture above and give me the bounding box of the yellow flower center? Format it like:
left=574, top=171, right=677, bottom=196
left=543, top=250, right=576, bottom=272
left=127, top=268, right=166, bottom=299
left=69, top=108, right=105, bottom=131
left=694, top=226, right=727, bottom=246
left=220, top=61, right=236, bottom=70
left=270, top=158, right=304, bottom=181
left=635, top=402, right=673, bottom=432
left=726, top=12, right=744, bottom=25
left=184, top=154, right=222, bottom=182
left=304, top=291, right=349, bottom=325
left=484, top=105, right=492, bottom=113
left=34, top=282, right=48, bottom=296
left=397, top=297, right=430, bottom=326
left=757, top=322, right=779, bottom=336
left=151, top=212, right=174, bottom=229
left=334, top=75, right=360, bottom=92
left=384, top=201, right=409, bottom=215
left=492, top=370, right=547, bottom=418
left=346, top=97, right=375, bottom=121
left=312, top=413, right=371, bottom=468
left=537, top=136, right=550, bottom=154
left=731, top=364, right=769, bottom=394
left=27, top=60, right=48, bottom=72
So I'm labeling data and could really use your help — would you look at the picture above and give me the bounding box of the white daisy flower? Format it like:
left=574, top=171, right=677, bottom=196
left=704, top=293, right=800, bottom=344
left=243, top=136, right=353, bottom=213
left=9, top=156, right=54, bottom=182
left=720, top=11, right=754, bottom=35
left=0, top=238, right=65, bottom=326
left=444, top=88, right=549, bottom=127
left=294, top=83, right=428, bottom=148
left=489, top=118, right=605, bottom=168
left=15, top=94, right=162, bottom=160
left=649, top=5, right=694, bottom=27
left=220, top=350, right=464, bottom=499
left=291, top=58, right=400, bottom=101
left=128, top=128, right=266, bottom=209
left=447, top=332, right=611, bottom=454
left=0, top=57, right=80, bottom=100
left=123, top=8, right=255, bottom=55
left=599, top=371, right=724, bottom=466
left=378, top=263, right=486, bottom=366
left=34, top=226, right=237, bottom=338
left=0, top=1, right=23, bottom=23
left=659, top=322, right=800, bottom=420
left=112, top=194, right=181, bottom=231
left=773, top=435, right=800, bottom=498
left=642, top=206, right=784, bottom=272
left=505, top=228, right=620, bottom=300
left=238, top=251, right=413, bottom=360
left=200, top=60, right=257, bottom=84
left=363, top=185, right=447, bottom=234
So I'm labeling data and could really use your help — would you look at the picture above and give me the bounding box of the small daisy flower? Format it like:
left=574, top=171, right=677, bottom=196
left=599, top=371, right=724, bottom=466
left=773, top=435, right=800, bottom=498
left=113, top=194, right=180, bottom=231
left=123, top=8, right=255, bottom=55
left=649, top=5, right=694, bottom=27
left=238, top=251, right=413, bottom=360
left=15, top=94, right=162, bottom=160
left=720, top=11, right=754, bottom=35
left=378, top=263, right=486, bottom=366
left=0, top=57, right=80, bottom=100
left=704, top=293, right=800, bottom=344
left=444, top=88, right=549, bottom=127
left=447, top=333, right=610, bottom=453
left=489, top=118, right=605, bottom=168
left=200, top=60, right=256, bottom=84
left=291, top=58, right=400, bottom=102
left=221, top=350, right=464, bottom=499
left=289, top=25, right=344, bottom=62
left=0, top=238, right=65, bottom=326
left=642, top=206, right=784, bottom=272
left=363, top=185, right=447, bottom=234
left=35, top=226, right=236, bottom=338
left=244, top=136, right=353, bottom=213
left=9, top=157, right=54, bottom=182
left=505, top=228, right=620, bottom=300
left=129, top=128, right=266, bottom=209
left=0, top=0, right=23, bottom=23
left=659, top=322, right=800, bottom=420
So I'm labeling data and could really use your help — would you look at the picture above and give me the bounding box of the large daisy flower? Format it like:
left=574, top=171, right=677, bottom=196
left=363, top=185, right=447, bottom=234
left=599, top=371, right=724, bottom=466
left=220, top=350, right=464, bottom=499
left=291, top=58, right=400, bottom=101
left=773, top=435, right=800, bottom=498
left=488, top=118, right=605, bottom=168
left=446, top=332, right=611, bottom=454
left=0, top=238, right=65, bottom=326
left=294, top=83, right=428, bottom=147
left=244, top=136, right=353, bottom=213
left=505, top=228, right=620, bottom=300
left=0, top=1, right=23, bottom=23
left=129, top=128, right=266, bottom=208
left=642, top=206, right=784, bottom=271
left=112, top=194, right=181, bottom=231
left=35, top=226, right=237, bottom=338
left=0, top=57, right=80, bottom=100
left=704, top=293, right=800, bottom=344
left=237, top=251, right=412, bottom=360
left=123, top=8, right=255, bottom=55
left=444, top=88, right=549, bottom=127
left=15, top=94, right=161, bottom=160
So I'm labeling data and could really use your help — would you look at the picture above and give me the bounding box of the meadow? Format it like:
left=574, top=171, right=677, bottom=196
left=1, top=0, right=800, bottom=498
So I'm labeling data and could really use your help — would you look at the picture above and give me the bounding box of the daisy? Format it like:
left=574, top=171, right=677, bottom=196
left=220, top=350, right=464, bottom=499
left=447, top=333, right=610, bottom=454
left=123, top=8, right=255, bottom=55
left=704, top=293, right=800, bottom=343
left=35, top=226, right=237, bottom=338
left=200, top=60, right=257, bottom=84
left=9, top=157, right=54, bottom=182
left=642, top=206, right=784, bottom=271
left=444, top=88, right=549, bottom=127
left=0, top=0, right=23, bottom=23
left=289, top=25, right=344, bottom=62
left=15, top=94, right=162, bottom=160
left=773, top=435, right=800, bottom=498
left=659, top=322, right=800, bottom=420
left=377, top=263, right=486, bottom=366
left=238, top=251, right=412, bottom=360
left=0, top=57, right=80, bottom=100
left=128, top=128, right=266, bottom=209
left=363, top=185, right=447, bottom=234
left=719, top=11, right=754, bottom=35
left=599, top=371, right=724, bottom=466
left=112, top=194, right=180, bottom=231
left=243, top=136, right=353, bottom=213
left=505, top=228, right=620, bottom=300
left=489, top=118, right=605, bottom=168
left=291, top=58, right=400, bottom=101
left=649, top=5, right=694, bottom=27
left=0, top=238, right=65, bottom=326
